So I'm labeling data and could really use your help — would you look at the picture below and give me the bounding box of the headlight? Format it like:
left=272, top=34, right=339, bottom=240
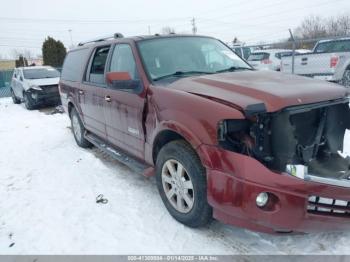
left=29, top=85, right=42, bottom=91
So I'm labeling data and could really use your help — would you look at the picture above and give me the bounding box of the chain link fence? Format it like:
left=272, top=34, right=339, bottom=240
left=0, top=70, right=13, bottom=98
left=234, top=35, right=350, bottom=88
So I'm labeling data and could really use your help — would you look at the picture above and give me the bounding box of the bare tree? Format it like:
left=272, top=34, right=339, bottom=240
left=294, top=15, right=327, bottom=39
left=334, top=14, right=350, bottom=36
left=23, top=49, right=32, bottom=60
left=11, top=49, right=22, bottom=59
left=161, top=26, right=176, bottom=34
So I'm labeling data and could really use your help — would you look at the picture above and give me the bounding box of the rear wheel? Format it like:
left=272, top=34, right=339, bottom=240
left=156, top=140, right=212, bottom=228
left=341, top=69, right=350, bottom=88
left=10, top=88, right=20, bottom=104
left=23, top=91, right=35, bottom=110
left=70, top=107, right=92, bottom=148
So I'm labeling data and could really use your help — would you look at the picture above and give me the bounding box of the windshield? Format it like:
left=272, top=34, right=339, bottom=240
left=314, top=39, right=350, bottom=53
left=138, top=36, right=251, bottom=81
left=23, top=68, right=60, bottom=79
left=275, top=51, right=293, bottom=59
left=248, top=52, right=269, bottom=61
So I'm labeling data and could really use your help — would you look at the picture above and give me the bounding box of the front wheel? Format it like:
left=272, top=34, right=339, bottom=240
left=156, top=140, right=212, bottom=228
left=10, top=88, right=21, bottom=104
left=23, top=91, right=35, bottom=110
left=340, top=69, right=350, bottom=88
left=70, top=107, right=92, bottom=148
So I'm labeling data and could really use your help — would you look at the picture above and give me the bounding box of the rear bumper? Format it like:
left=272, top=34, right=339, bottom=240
left=198, top=144, right=350, bottom=234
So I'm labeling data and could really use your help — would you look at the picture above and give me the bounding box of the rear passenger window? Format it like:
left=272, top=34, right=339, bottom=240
left=61, top=48, right=90, bottom=82
left=87, top=46, right=110, bottom=84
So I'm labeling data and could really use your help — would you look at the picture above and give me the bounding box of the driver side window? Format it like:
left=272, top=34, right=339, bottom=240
left=109, top=44, right=139, bottom=80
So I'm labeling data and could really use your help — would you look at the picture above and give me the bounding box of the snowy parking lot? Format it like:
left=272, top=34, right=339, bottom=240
left=0, top=97, right=350, bottom=255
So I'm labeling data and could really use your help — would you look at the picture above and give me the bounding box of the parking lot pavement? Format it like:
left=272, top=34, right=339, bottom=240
left=0, top=97, right=349, bottom=255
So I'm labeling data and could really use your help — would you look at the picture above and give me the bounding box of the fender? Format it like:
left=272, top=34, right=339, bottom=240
left=144, top=84, right=245, bottom=166
left=145, top=119, right=212, bottom=168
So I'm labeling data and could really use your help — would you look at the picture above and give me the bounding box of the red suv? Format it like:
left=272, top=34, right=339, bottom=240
left=59, top=33, right=350, bottom=234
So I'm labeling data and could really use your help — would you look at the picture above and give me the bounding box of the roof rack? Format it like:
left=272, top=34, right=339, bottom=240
left=78, top=33, right=124, bottom=46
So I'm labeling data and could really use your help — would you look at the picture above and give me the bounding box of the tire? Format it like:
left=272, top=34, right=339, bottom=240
left=341, top=69, right=350, bottom=88
left=23, top=91, right=35, bottom=110
left=70, top=107, right=92, bottom=148
left=10, top=88, right=20, bottom=104
left=156, top=140, right=212, bottom=228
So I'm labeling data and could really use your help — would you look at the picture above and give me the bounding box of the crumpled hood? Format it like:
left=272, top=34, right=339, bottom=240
left=167, top=71, right=348, bottom=113
left=26, top=77, right=60, bottom=87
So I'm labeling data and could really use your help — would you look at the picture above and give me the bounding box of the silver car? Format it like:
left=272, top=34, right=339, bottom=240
left=10, top=66, right=61, bottom=110
left=247, top=49, right=293, bottom=71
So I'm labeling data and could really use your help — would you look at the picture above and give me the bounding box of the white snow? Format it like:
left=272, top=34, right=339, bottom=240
left=0, top=97, right=350, bottom=255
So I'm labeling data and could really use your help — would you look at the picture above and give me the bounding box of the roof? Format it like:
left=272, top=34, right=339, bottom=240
left=251, top=49, right=292, bottom=54
left=70, top=34, right=217, bottom=51
left=17, top=65, right=54, bottom=70
left=317, top=37, right=350, bottom=44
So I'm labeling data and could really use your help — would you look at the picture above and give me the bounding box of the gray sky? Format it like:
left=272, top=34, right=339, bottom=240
left=0, top=0, right=349, bottom=58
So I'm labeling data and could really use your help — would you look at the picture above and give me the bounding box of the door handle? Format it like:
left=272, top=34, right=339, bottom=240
left=105, top=95, right=111, bottom=102
left=78, top=90, right=84, bottom=95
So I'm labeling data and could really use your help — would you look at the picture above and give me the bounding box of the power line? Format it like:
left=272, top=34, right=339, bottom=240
left=199, top=0, right=346, bottom=32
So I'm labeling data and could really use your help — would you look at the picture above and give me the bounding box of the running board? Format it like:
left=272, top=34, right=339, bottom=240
left=85, top=132, right=153, bottom=176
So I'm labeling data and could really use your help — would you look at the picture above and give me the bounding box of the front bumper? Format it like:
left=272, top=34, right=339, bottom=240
left=28, top=85, right=61, bottom=106
left=198, top=144, right=350, bottom=234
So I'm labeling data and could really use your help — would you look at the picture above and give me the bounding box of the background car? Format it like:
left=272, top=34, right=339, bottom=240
left=232, top=46, right=253, bottom=60
left=247, top=49, right=293, bottom=71
left=10, top=66, right=61, bottom=109
left=280, top=37, right=350, bottom=87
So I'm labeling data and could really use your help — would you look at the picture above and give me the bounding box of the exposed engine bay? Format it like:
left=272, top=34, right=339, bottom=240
left=218, top=99, right=350, bottom=182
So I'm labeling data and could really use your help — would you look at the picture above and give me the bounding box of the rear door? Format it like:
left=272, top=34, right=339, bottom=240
left=104, top=43, right=146, bottom=159
left=79, top=45, right=111, bottom=140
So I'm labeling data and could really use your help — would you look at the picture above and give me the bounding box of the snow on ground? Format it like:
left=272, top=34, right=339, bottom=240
left=0, top=97, right=350, bottom=255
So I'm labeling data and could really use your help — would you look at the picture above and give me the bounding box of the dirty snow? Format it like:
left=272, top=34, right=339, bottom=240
left=0, top=97, right=350, bottom=255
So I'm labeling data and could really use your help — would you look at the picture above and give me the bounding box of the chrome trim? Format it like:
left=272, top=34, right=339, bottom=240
left=305, top=174, right=350, bottom=188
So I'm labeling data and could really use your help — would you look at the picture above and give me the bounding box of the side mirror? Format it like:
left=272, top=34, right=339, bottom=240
left=106, top=72, right=141, bottom=91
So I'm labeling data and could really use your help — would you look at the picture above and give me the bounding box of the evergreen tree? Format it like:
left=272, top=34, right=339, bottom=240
left=42, top=37, right=67, bottom=67
left=15, top=55, right=28, bottom=67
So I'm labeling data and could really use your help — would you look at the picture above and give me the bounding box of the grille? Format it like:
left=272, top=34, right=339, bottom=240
left=307, top=195, right=350, bottom=217
left=39, top=85, right=59, bottom=94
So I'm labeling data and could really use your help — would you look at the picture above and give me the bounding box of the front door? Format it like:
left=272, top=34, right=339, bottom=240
left=79, top=45, right=111, bottom=140
left=104, top=44, right=146, bottom=160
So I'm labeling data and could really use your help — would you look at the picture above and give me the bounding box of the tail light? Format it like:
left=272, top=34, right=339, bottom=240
left=261, top=59, right=272, bottom=64
left=330, top=56, right=339, bottom=68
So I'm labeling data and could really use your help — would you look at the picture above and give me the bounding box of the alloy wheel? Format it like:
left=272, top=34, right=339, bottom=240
left=161, top=159, right=194, bottom=213
left=341, top=70, right=350, bottom=88
left=72, top=114, right=82, bottom=143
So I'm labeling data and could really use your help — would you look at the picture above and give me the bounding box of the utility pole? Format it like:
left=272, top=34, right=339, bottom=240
left=191, top=17, right=197, bottom=35
left=289, top=29, right=296, bottom=74
left=68, top=29, right=73, bottom=47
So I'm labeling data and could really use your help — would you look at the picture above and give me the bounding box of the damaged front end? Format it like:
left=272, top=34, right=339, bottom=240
left=218, top=98, right=350, bottom=187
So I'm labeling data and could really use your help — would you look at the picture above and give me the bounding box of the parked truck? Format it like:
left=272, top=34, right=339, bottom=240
left=59, top=33, right=350, bottom=234
left=281, top=37, right=350, bottom=87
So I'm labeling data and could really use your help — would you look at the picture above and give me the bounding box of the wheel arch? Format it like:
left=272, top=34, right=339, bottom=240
left=67, top=101, right=74, bottom=118
left=152, top=129, right=187, bottom=165
left=151, top=126, right=212, bottom=172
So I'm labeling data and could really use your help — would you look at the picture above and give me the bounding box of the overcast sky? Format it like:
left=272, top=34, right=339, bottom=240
left=0, top=0, right=349, bottom=58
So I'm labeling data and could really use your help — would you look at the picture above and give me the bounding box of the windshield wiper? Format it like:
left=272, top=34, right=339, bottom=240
left=153, top=71, right=213, bottom=81
left=215, top=66, right=253, bottom=73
